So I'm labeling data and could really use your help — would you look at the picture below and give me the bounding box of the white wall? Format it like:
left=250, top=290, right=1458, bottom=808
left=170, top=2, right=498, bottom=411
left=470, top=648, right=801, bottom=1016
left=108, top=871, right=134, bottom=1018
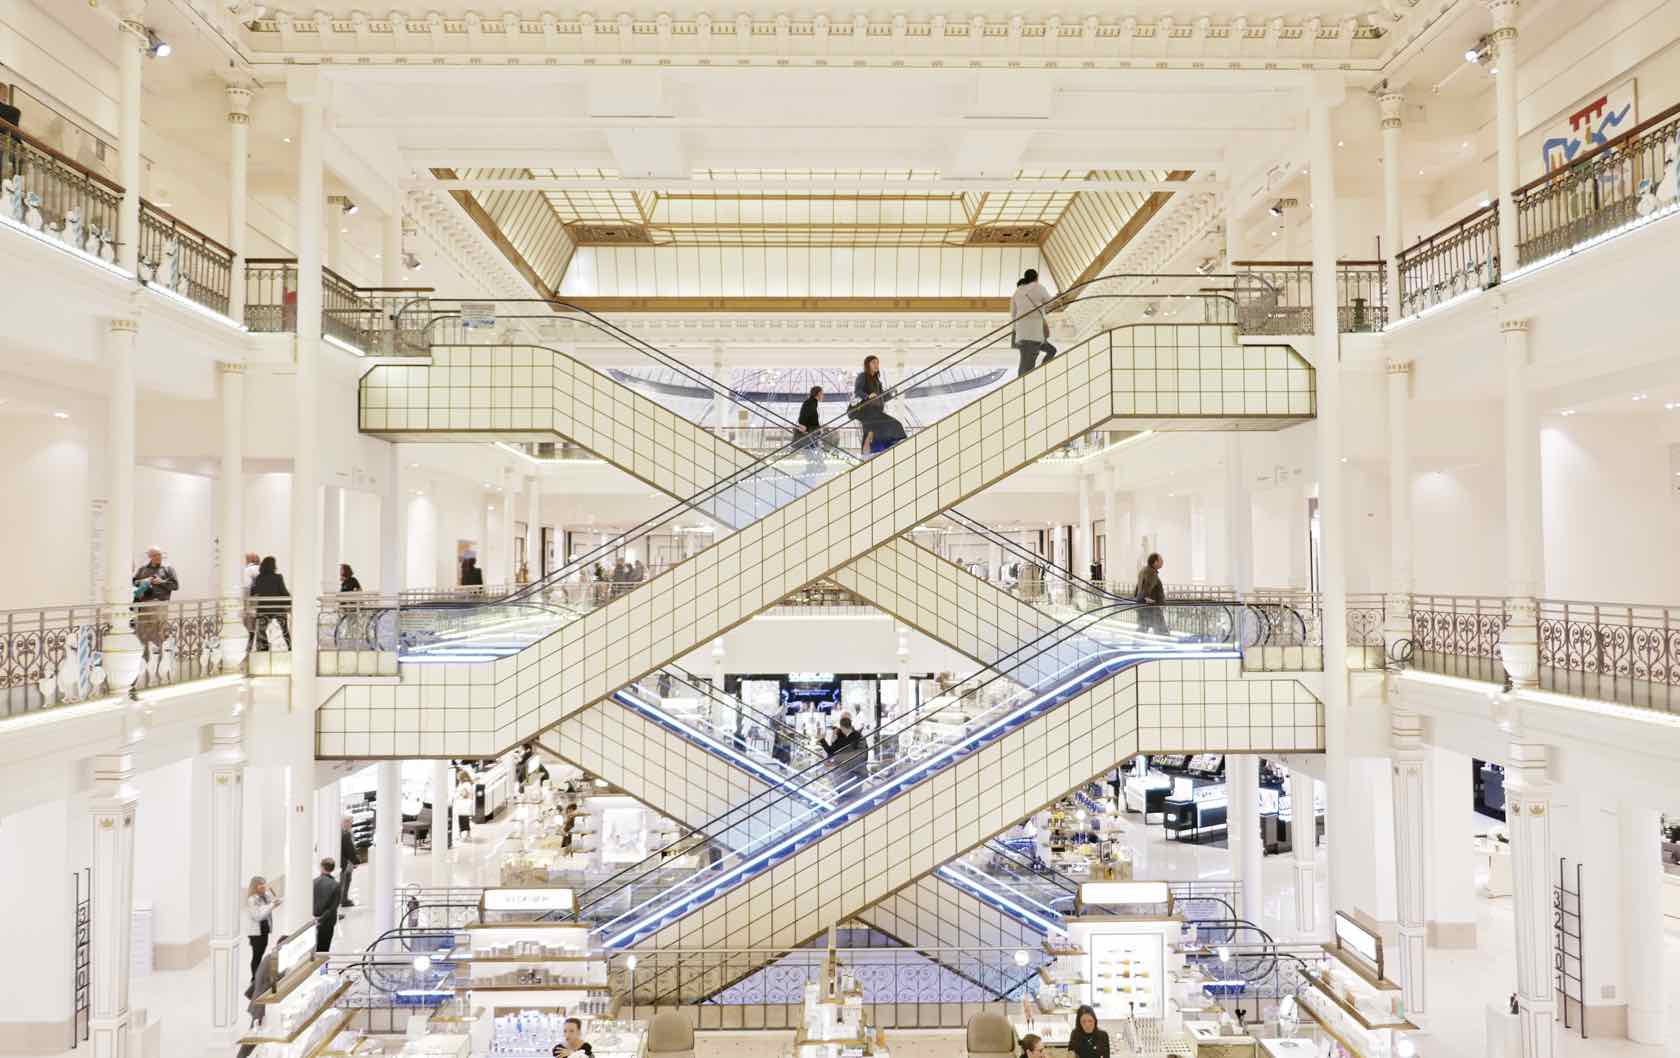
left=0, top=782, right=79, bottom=1033
left=131, top=755, right=211, bottom=953
left=0, top=382, right=99, bottom=607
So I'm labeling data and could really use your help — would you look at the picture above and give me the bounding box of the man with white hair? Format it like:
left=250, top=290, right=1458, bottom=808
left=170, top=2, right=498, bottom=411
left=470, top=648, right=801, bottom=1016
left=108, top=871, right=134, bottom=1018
left=131, top=546, right=180, bottom=659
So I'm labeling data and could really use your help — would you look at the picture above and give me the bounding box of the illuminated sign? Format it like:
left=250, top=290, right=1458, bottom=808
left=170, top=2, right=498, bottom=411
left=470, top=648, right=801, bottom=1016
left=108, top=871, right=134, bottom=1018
left=482, top=888, right=576, bottom=913
left=1079, top=881, right=1170, bottom=907
left=1334, top=911, right=1382, bottom=973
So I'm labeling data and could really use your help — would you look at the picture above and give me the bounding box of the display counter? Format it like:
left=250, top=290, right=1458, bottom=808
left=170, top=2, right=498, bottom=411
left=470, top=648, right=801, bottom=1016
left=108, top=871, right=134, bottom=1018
left=1257, top=1039, right=1319, bottom=1057
left=1474, top=834, right=1513, bottom=898
left=394, top=1034, right=472, bottom=1057
left=1163, top=785, right=1227, bottom=843
left=1184, top=1020, right=1257, bottom=1057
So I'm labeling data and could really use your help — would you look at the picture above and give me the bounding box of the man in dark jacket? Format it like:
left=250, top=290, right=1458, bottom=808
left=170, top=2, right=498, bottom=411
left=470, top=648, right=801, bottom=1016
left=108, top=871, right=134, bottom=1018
left=1134, top=552, right=1166, bottom=634
left=313, top=858, right=341, bottom=952
left=338, top=816, right=358, bottom=908
left=131, top=547, right=180, bottom=659
left=795, top=385, right=823, bottom=470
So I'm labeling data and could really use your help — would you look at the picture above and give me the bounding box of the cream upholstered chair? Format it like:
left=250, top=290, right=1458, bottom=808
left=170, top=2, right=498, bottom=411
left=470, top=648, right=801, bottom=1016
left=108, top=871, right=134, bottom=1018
left=646, top=1010, right=696, bottom=1058
left=966, top=1012, right=1017, bottom=1058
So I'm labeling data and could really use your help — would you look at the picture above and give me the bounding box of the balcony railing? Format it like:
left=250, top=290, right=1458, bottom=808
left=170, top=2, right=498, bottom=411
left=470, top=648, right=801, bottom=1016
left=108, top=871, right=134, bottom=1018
left=1395, top=206, right=1501, bottom=319
left=0, top=118, right=122, bottom=261
left=1408, top=593, right=1509, bottom=684
left=1231, top=261, right=1389, bottom=333
left=245, top=259, right=433, bottom=355
left=137, top=200, right=234, bottom=316
left=1537, top=598, right=1680, bottom=712
left=1516, top=101, right=1680, bottom=270
left=1, top=596, right=278, bottom=718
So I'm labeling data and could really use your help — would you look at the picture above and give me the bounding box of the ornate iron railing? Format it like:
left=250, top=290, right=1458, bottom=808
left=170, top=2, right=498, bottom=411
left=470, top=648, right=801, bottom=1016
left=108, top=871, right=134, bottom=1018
left=1408, top=593, right=1509, bottom=683
left=0, top=119, right=122, bottom=260
left=1515, top=101, right=1680, bottom=269
left=1537, top=599, right=1680, bottom=712
left=1395, top=206, right=1500, bottom=319
left=136, top=200, right=233, bottom=315
left=1, top=596, right=250, bottom=717
left=1230, top=261, right=1389, bottom=333
left=244, top=258, right=433, bottom=354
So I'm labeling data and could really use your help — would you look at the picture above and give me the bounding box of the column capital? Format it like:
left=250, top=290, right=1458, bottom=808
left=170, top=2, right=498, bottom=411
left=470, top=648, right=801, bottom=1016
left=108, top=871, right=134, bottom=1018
left=1487, top=0, right=1520, bottom=35
left=109, top=316, right=140, bottom=336
left=216, top=359, right=246, bottom=375
left=1385, top=358, right=1413, bottom=375
left=1378, top=91, right=1405, bottom=129
left=1390, top=709, right=1426, bottom=752
left=1500, top=317, right=1530, bottom=334
left=226, top=82, right=254, bottom=123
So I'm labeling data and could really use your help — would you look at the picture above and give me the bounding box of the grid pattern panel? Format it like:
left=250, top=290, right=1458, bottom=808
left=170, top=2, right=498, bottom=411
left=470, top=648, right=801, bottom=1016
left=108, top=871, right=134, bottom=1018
left=639, top=660, right=1323, bottom=955
left=859, top=875, right=1045, bottom=952
left=553, top=699, right=766, bottom=828
left=325, top=325, right=1316, bottom=758
left=360, top=346, right=757, bottom=499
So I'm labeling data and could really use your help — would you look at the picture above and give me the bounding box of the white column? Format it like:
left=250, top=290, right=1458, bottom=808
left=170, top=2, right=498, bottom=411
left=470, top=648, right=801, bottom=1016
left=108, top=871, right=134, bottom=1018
left=1505, top=741, right=1556, bottom=1058
left=316, top=784, right=340, bottom=870
left=1227, top=755, right=1262, bottom=925
left=430, top=759, right=452, bottom=886
left=383, top=204, right=405, bottom=285
left=1385, top=360, right=1413, bottom=652
left=525, top=473, right=543, bottom=581
left=219, top=363, right=246, bottom=597
left=1426, top=744, right=1478, bottom=948
left=103, top=317, right=147, bottom=699
left=1223, top=435, right=1253, bottom=593
left=88, top=752, right=138, bottom=1058
left=1621, top=803, right=1666, bottom=1043
left=1390, top=713, right=1428, bottom=1017
left=1379, top=91, right=1404, bottom=316
left=288, top=69, right=327, bottom=719
left=115, top=2, right=144, bottom=273
left=326, top=196, right=343, bottom=274
left=1490, top=0, right=1521, bottom=272
left=708, top=348, right=727, bottom=428
left=226, top=84, right=252, bottom=323
left=208, top=721, right=247, bottom=1028
left=281, top=718, right=315, bottom=932
left=1076, top=473, right=1092, bottom=578
left=322, top=486, right=342, bottom=592
left=380, top=446, right=405, bottom=593
left=374, top=761, right=400, bottom=937
left=1289, top=768, right=1318, bottom=933
left=895, top=625, right=911, bottom=721
left=1103, top=463, right=1122, bottom=589
left=1309, top=74, right=1352, bottom=920
left=1498, top=318, right=1541, bottom=688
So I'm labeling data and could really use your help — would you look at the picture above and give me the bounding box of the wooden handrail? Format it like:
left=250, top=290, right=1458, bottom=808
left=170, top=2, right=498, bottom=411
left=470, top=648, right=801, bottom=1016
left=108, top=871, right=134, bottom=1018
left=0, top=118, right=124, bottom=195
left=139, top=197, right=234, bottom=257
left=1397, top=202, right=1497, bottom=259
left=1230, top=259, right=1386, bottom=267
left=1512, top=98, right=1680, bottom=198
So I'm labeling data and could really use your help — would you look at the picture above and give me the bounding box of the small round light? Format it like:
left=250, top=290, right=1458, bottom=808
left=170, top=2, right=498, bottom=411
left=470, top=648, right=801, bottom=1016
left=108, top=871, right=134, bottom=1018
left=52, top=410, right=70, bottom=420
left=626, top=955, right=639, bottom=971
left=1217, top=945, right=1232, bottom=963
left=1013, top=949, right=1030, bottom=967
left=412, top=954, right=432, bottom=973
left=1396, top=1039, right=1417, bottom=1058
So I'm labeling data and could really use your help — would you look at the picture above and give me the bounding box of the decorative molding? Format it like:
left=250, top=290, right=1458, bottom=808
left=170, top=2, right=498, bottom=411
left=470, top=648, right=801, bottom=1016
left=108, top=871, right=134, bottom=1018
left=243, top=10, right=1392, bottom=69
left=569, top=223, right=655, bottom=246
left=216, top=360, right=246, bottom=375
left=557, top=296, right=1011, bottom=314
left=1500, top=317, right=1529, bottom=334
left=109, top=317, right=140, bottom=335
left=1379, top=91, right=1405, bottom=129
left=1385, top=358, right=1413, bottom=374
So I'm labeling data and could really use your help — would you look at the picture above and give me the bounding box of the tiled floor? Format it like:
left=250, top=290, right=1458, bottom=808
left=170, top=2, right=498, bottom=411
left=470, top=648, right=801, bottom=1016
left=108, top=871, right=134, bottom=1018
left=24, top=800, right=1680, bottom=1057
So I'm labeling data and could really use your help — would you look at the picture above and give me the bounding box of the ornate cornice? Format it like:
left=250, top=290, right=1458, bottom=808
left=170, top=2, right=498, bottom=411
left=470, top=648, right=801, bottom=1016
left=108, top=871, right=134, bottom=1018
left=246, top=10, right=1389, bottom=68
left=1385, top=358, right=1413, bottom=375
left=1500, top=317, right=1529, bottom=334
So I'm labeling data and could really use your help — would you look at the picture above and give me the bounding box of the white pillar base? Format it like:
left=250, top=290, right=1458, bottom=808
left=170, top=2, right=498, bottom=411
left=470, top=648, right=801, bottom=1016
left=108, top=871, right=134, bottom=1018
left=209, top=937, right=242, bottom=1029
left=1293, top=860, right=1317, bottom=935
left=89, top=1016, right=130, bottom=1058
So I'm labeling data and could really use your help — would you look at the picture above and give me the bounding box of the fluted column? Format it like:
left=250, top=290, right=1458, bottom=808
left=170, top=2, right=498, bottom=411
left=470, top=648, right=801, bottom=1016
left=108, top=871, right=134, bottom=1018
left=208, top=720, right=247, bottom=1028
left=1308, top=73, right=1352, bottom=917
left=115, top=2, right=145, bottom=273
left=1504, top=741, right=1555, bottom=1058
left=1498, top=319, right=1541, bottom=688
left=1385, top=359, right=1413, bottom=653
left=226, top=84, right=252, bottom=324
left=373, top=761, right=400, bottom=936
left=103, top=317, right=146, bottom=699
left=1489, top=0, right=1521, bottom=271
left=1227, top=755, right=1262, bottom=923
left=1224, top=435, right=1253, bottom=594
left=1390, top=712, right=1428, bottom=1016
left=1076, top=473, right=1092, bottom=580
left=430, top=759, right=452, bottom=885
left=88, top=752, right=138, bottom=1058
left=1379, top=92, right=1404, bottom=316
left=1621, top=803, right=1668, bottom=1043
left=1289, top=767, right=1318, bottom=933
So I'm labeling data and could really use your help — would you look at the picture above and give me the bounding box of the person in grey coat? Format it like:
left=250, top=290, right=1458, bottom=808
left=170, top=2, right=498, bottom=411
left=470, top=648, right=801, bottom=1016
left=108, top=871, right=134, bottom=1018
left=1134, top=552, right=1167, bottom=634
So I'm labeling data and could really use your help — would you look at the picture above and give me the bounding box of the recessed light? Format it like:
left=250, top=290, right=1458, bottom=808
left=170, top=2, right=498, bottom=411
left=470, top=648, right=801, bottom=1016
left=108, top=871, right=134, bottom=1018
left=410, top=463, right=420, bottom=469
left=1560, top=409, right=1576, bottom=416
left=52, top=410, right=70, bottom=419
left=340, top=227, right=348, bottom=233
left=374, top=253, right=382, bottom=259
left=1665, top=402, right=1679, bottom=410
left=1336, top=140, right=1344, bottom=148
left=283, top=137, right=291, bottom=143
left=1417, top=168, right=1425, bottom=176
left=1461, top=141, right=1469, bottom=149
left=1633, top=393, right=1649, bottom=401
left=488, top=505, right=496, bottom=512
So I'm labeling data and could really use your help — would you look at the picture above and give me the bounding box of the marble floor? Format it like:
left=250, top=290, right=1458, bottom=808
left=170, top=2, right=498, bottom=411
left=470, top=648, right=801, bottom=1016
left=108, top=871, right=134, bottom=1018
left=23, top=798, right=1680, bottom=1058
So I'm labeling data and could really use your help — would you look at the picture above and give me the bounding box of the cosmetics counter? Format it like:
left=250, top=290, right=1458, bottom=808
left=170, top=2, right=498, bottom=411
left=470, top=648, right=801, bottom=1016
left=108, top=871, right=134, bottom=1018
left=240, top=920, right=354, bottom=1058
left=1293, top=914, right=1416, bottom=1058
left=500, top=796, right=686, bottom=885
left=725, top=672, right=934, bottom=751
left=1019, top=784, right=1135, bottom=879
left=786, top=950, right=890, bottom=1058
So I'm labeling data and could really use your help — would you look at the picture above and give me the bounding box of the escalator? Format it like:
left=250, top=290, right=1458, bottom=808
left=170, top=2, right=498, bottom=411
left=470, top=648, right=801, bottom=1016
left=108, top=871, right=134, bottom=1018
left=320, top=275, right=1315, bottom=761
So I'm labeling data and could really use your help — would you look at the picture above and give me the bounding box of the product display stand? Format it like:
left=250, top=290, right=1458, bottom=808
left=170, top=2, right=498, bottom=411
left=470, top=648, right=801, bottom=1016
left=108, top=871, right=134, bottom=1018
left=788, top=950, right=888, bottom=1058
left=238, top=919, right=354, bottom=1058
left=1295, top=914, right=1416, bottom=1058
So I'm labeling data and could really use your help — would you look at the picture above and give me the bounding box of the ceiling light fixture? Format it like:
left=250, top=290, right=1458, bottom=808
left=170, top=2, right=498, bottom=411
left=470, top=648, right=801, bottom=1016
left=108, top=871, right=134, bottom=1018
left=1665, top=401, right=1679, bottom=410
left=1336, top=140, right=1345, bottom=148
left=1269, top=199, right=1286, bottom=217
left=1560, top=409, right=1576, bottom=416
left=52, top=410, right=70, bottom=420
left=1466, top=36, right=1491, bottom=65
left=144, top=28, right=172, bottom=59
left=402, top=250, right=422, bottom=271
left=1633, top=393, right=1649, bottom=401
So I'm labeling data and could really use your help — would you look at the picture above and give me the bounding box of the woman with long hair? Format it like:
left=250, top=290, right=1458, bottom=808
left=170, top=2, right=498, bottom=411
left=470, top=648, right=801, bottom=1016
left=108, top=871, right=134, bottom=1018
left=249, top=556, right=292, bottom=651
left=243, top=876, right=280, bottom=988
left=1067, top=1004, right=1110, bottom=1058
left=851, top=354, right=907, bottom=454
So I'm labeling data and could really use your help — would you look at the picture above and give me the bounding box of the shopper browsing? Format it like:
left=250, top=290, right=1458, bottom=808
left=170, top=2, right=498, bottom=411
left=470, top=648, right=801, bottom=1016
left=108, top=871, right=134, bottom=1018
left=1020, top=1034, right=1047, bottom=1058
left=243, top=877, right=280, bottom=989
left=250, top=556, right=293, bottom=651
left=552, top=1016, right=594, bottom=1057
left=338, top=816, right=358, bottom=908
left=312, top=858, right=341, bottom=952
left=1067, top=1005, right=1110, bottom=1058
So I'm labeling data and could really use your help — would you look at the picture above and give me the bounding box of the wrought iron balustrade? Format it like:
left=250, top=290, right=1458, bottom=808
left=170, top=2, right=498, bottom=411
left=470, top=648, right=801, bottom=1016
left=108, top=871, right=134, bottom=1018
left=0, top=119, right=122, bottom=260
left=1395, top=207, right=1500, bottom=319
left=1, top=596, right=256, bottom=717
left=136, top=201, right=233, bottom=315
left=1536, top=598, right=1680, bottom=712
left=1408, top=593, right=1509, bottom=683
left=244, top=258, right=432, bottom=354
left=1516, top=102, right=1680, bottom=269
left=1231, top=261, right=1389, bottom=333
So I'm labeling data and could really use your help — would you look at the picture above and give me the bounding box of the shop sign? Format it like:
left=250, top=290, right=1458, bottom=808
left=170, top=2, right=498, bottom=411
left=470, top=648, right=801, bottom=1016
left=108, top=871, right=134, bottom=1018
left=1333, top=910, right=1383, bottom=975
left=482, top=887, right=575, bottom=913
left=1079, top=880, right=1170, bottom=908
left=460, top=302, right=497, bottom=330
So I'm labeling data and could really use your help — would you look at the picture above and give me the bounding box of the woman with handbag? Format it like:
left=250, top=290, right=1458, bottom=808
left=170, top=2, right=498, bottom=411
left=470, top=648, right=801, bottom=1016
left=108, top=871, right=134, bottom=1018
left=850, top=355, right=907, bottom=455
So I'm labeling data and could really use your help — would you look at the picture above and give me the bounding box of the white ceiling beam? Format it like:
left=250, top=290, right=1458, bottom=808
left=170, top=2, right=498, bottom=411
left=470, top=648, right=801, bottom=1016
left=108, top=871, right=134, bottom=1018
left=408, top=176, right=1226, bottom=194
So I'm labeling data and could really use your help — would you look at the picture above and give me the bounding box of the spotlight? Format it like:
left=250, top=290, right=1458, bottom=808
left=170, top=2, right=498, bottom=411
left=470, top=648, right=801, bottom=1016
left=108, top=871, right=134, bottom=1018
left=626, top=955, right=639, bottom=971
left=1465, top=36, right=1492, bottom=65
left=1195, top=257, right=1217, bottom=275
left=1013, top=949, right=1030, bottom=967
left=402, top=251, right=422, bottom=271
left=1141, top=302, right=1158, bottom=317
left=144, top=28, right=172, bottom=58
left=1269, top=200, right=1285, bottom=217
left=412, top=954, right=432, bottom=973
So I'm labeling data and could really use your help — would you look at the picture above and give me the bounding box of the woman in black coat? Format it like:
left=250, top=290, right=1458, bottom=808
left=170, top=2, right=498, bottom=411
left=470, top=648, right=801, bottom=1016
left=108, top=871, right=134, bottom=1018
left=851, top=355, right=907, bottom=454
left=1067, top=1004, right=1110, bottom=1058
left=250, top=556, right=292, bottom=651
